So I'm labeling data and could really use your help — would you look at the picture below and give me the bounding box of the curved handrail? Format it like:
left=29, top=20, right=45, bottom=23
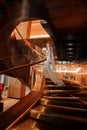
left=0, top=91, right=43, bottom=130
left=0, top=58, right=45, bottom=129
left=0, top=22, right=46, bottom=130
left=0, top=57, right=46, bottom=74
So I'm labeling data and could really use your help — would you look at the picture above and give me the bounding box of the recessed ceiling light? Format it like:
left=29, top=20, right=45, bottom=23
left=68, top=43, right=73, bottom=46
left=67, top=48, right=73, bottom=50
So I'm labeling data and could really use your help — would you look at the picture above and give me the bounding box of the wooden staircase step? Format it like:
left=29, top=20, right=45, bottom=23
left=40, top=98, right=87, bottom=109
left=43, top=96, right=80, bottom=100
left=30, top=109, right=87, bottom=124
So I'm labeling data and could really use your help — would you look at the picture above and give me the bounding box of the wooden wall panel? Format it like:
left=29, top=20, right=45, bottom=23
left=8, top=77, right=25, bottom=99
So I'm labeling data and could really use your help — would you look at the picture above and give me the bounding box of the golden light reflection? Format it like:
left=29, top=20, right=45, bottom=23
left=31, top=106, right=46, bottom=128
left=14, top=20, right=50, bottom=39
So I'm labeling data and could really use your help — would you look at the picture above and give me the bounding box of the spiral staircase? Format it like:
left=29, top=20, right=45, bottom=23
left=6, top=78, right=87, bottom=130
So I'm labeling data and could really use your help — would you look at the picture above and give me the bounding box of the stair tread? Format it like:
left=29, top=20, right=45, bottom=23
left=43, top=89, right=80, bottom=93
left=41, top=98, right=87, bottom=109
left=30, top=108, right=87, bottom=123
left=31, top=104, right=87, bottom=114
left=10, top=117, right=40, bottom=130
left=43, top=95, right=80, bottom=100
left=45, top=86, right=80, bottom=90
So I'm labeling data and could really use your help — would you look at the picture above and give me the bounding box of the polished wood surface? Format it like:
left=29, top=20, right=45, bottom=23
left=0, top=91, right=43, bottom=130
left=0, top=97, right=19, bottom=112
left=7, top=78, right=87, bottom=130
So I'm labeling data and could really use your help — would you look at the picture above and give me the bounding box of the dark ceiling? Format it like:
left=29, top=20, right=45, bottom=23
left=40, top=0, right=87, bottom=62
